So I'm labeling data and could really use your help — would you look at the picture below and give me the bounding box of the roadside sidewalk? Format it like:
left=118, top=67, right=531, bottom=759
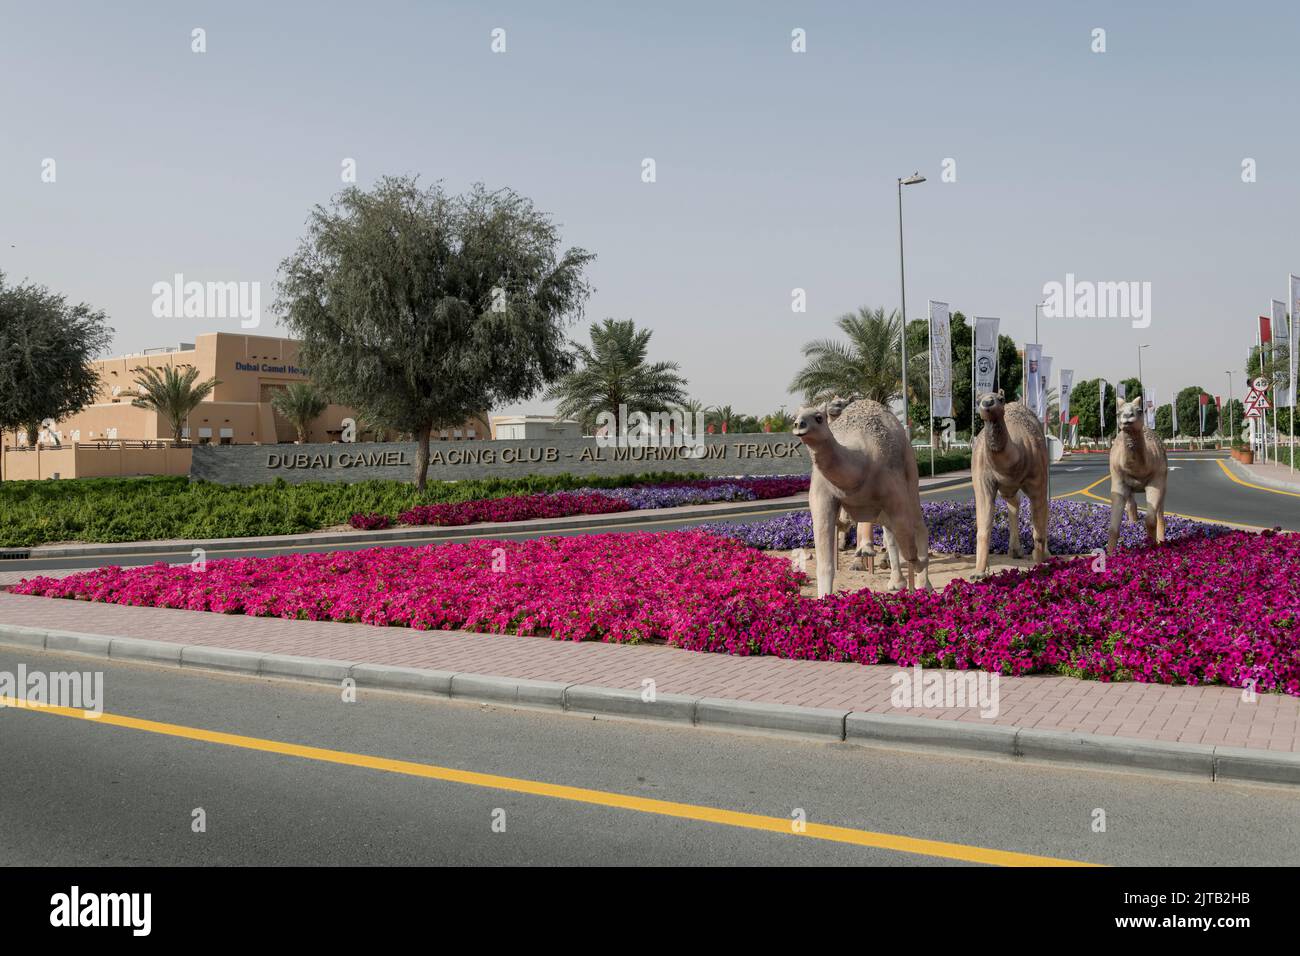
left=1229, top=457, right=1300, bottom=495
left=0, top=588, right=1295, bottom=786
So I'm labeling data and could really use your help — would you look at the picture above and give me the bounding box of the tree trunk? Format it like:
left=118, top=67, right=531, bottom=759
left=414, top=424, right=432, bottom=491
left=24, top=423, right=39, bottom=446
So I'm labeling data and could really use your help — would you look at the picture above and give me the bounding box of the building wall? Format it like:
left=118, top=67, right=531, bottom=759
left=23, top=331, right=485, bottom=450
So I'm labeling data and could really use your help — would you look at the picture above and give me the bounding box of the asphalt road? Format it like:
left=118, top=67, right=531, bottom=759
left=2, top=648, right=1298, bottom=866
left=4, top=453, right=1296, bottom=576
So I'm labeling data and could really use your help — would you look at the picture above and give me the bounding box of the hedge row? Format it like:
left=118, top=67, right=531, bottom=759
left=0, top=471, right=704, bottom=547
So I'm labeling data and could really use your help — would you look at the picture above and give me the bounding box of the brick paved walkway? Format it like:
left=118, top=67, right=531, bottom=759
left=1, top=590, right=1296, bottom=753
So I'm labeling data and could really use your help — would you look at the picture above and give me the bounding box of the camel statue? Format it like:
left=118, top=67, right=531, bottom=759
left=826, top=394, right=876, bottom=569
left=970, top=390, right=1050, bottom=579
left=1107, top=398, right=1168, bottom=554
left=793, top=399, right=931, bottom=596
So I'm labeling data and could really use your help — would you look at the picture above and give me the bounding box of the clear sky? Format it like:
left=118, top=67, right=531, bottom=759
left=3, top=0, right=1296, bottom=417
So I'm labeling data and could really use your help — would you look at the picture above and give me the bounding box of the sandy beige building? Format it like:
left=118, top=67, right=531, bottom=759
left=2, top=332, right=486, bottom=480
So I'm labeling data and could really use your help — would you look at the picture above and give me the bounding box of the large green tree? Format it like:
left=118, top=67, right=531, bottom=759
left=276, top=177, right=594, bottom=489
left=1173, top=385, right=1218, bottom=437
left=1069, top=378, right=1116, bottom=440
left=788, top=306, right=903, bottom=406
left=0, top=273, right=112, bottom=448
left=905, top=314, right=1021, bottom=438
left=545, top=318, right=688, bottom=433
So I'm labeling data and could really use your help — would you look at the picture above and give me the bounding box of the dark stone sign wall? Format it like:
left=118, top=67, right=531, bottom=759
left=189, top=435, right=811, bottom=485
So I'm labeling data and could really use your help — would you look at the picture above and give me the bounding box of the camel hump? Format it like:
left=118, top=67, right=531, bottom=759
left=830, top=399, right=907, bottom=457
left=1002, top=401, right=1046, bottom=436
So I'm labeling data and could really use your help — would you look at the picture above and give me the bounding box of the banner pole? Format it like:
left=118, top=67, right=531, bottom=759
left=971, top=321, right=976, bottom=440
left=927, top=312, right=935, bottom=477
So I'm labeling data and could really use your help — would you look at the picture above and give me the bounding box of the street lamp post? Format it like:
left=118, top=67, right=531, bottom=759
left=897, top=172, right=926, bottom=441
left=1137, top=344, right=1150, bottom=399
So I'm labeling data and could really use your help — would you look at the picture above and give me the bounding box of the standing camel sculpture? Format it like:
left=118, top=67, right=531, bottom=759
left=794, top=399, right=931, bottom=596
left=826, top=394, right=876, bottom=569
left=1107, top=398, right=1168, bottom=554
left=970, top=391, right=1050, bottom=579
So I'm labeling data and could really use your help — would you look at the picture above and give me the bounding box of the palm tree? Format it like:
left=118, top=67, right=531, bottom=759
left=545, top=318, right=689, bottom=432
left=707, top=404, right=737, bottom=433
left=270, top=382, right=328, bottom=444
left=789, top=307, right=903, bottom=406
left=762, top=409, right=794, bottom=432
left=130, top=364, right=220, bottom=445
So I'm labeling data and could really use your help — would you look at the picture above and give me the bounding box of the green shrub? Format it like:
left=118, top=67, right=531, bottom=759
left=0, top=471, right=714, bottom=547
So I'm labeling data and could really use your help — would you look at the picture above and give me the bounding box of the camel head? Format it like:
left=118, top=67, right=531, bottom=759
left=826, top=394, right=857, bottom=419
left=1118, top=398, right=1144, bottom=434
left=976, top=390, right=1006, bottom=423
left=792, top=403, right=832, bottom=446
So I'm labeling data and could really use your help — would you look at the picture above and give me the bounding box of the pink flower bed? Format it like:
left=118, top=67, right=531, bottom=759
left=397, top=491, right=631, bottom=527
left=13, top=528, right=1299, bottom=695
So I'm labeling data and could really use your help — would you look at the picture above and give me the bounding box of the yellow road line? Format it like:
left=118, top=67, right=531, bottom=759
left=1074, top=485, right=1271, bottom=531
left=1214, top=458, right=1300, bottom=499
left=0, top=698, right=1094, bottom=868
left=1052, top=476, right=1109, bottom=500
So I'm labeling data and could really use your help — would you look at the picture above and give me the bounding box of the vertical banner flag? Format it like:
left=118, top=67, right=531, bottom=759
left=1171, top=398, right=1178, bottom=436
left=1199, top=393, right=1209, bottom=434
left=973, top=317, right=1000, bottom=395
left=1025, top=344, right=1042, bottom=416
left=1144, top=388, right=1157, bottom=429
left=1039, top=356, right=1053, bottom=422
left=928, top=301, right=952, bottom=418
left=1272, top=299, right=1288, bottom=406
left=1059, top=369, right=1073, bottom=426
left=1117, top=382, right=1127, bottom=401
left=1290, top=274, right=1300, bottom=409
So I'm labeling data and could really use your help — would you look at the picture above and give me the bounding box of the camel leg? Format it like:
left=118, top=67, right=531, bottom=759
left=854, top=521, right=876, bottom=573
left=1127, top=496, right=1139, bottom=523
left=883, top=527, right=905, bottom=591
left=911, top=518, right=933, bottom=591
left=1030, top=491, right=1051, bottom=563
left=811, top=490, right=839, bottom=598
left=972, top=480, right=996, bottom=579
left=1107, top=490, right=1128, bottom=556
left=1144, top=484, right=1166, bottom=545
left=1004, top=493, right=1025, bottom=559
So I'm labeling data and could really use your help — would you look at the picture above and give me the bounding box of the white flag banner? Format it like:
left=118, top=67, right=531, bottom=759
left=1039, top=355, right=1053, bottom=421
left=973, top=317, right=1000, bottom=395
left=1144, top=388, right=1157, bottom=429
left=1099, top=379, right=1107, bottom=432
left=928, top=300, right=952, bottom=418
left=1272, top=299, right=1288, bottom=353
left=1025, top=343, right=1042, bottom=415
left=1171, top=396, right=1178, bottom=435
left=1117, top=381, right=1127, bottom=401
left=1289, top=273, right=1300, bottom=409
left=1059, top=369, right=1074, bottom=425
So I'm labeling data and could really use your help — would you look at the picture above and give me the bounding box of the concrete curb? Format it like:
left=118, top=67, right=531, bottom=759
left=5, top=623, right=1294, bottom=787
left=1223, top=456, right=1300, bottom=497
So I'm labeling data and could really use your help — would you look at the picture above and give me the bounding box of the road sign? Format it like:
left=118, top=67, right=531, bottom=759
left=1243, top=388, right=1271, bottom=418
left=1253, top=376, right=1270, bottom=391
